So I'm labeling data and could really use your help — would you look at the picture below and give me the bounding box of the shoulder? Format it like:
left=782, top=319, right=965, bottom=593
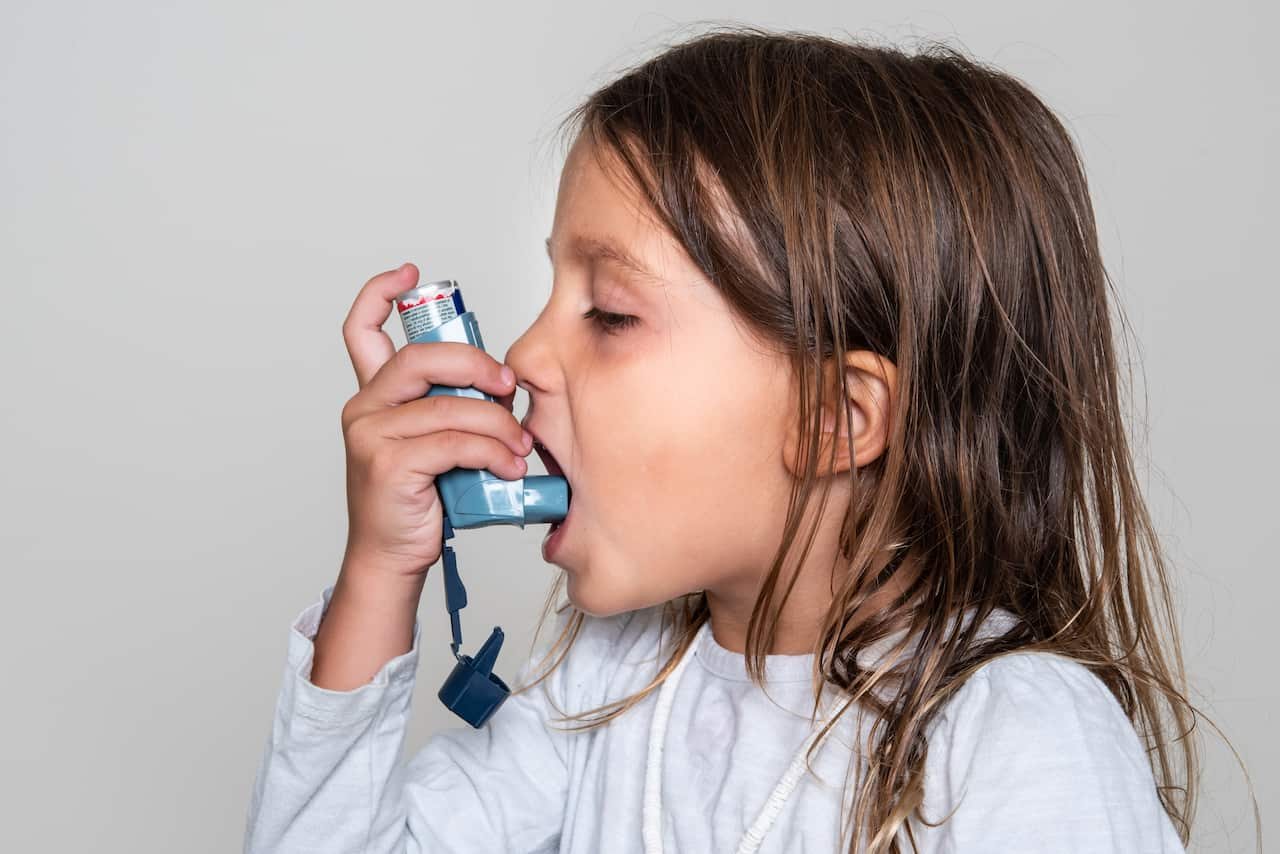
left=929, top=650, right=1140, bottom=755
left=913, top=651, right=1184, bottom=851
left=923, top=650, right=1150, bottom=783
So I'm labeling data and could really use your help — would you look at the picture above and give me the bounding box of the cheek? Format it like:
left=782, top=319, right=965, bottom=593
left=591, top=362, right=785, bottom=555
left=567, top=316, right=791, bottom=595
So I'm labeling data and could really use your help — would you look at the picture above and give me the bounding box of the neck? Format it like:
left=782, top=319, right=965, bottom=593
left=703, top=543, right=921, bottom=656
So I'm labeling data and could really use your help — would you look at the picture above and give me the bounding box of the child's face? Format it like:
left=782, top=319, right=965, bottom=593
left=505, top=133, right=800, bottom=617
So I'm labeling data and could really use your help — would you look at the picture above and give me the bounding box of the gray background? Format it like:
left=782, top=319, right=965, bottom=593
left=1, top=2, right=1272, bottom=851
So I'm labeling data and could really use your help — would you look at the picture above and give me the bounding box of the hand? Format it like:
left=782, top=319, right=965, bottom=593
left=337, top=262, right=531, bottom=583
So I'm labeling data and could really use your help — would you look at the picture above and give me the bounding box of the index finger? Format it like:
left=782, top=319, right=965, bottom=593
left=350, top=340, right=515, bottom=417
left=341, top=262, right=418, bottom=389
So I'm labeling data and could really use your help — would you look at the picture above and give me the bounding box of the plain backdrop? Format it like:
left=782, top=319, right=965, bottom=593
left=0, top=2, right=1273, bottom=852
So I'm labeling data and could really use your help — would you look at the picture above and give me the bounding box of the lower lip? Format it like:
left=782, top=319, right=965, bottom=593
left=541, top=506, right=572, bottom=561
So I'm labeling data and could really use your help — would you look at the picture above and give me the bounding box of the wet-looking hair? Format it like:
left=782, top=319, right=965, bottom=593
left=512, top=24, right=1255, bottom=853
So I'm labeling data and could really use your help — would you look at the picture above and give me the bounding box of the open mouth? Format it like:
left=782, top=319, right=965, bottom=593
left=531, top=440, right=571, bottom=532
left=532, top=440, right=566, bottom=481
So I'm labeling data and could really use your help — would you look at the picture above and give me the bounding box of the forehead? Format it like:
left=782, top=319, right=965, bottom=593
left=544, top=232, right=654, bottom=282
left=549, top=134, right=693, bottom=288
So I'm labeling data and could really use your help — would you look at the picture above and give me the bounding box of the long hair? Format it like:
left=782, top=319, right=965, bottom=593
left=509, top=25, right=1251, bottom=852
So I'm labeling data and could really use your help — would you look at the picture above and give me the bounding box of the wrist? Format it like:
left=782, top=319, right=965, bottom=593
left=311, top=564, right=424, bottom=691
left=336, top=553, right=427, bottom=611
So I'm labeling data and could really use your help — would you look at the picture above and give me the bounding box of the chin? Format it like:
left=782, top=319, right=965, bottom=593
left=564, top=574, right=605, bottom=617
left=564, top=572, right=637, bottom=619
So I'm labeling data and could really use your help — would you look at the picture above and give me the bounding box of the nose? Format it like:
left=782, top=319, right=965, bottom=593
left=503, top=305, right=559, bottom=410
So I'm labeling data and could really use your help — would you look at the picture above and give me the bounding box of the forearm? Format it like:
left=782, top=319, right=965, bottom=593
left=245, top=574, right=425, bottom=853
left=310, top=555, right=427, bottom=691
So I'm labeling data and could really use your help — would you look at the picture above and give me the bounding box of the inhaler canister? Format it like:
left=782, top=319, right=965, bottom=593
left=393, top=279, right=570, bottom=530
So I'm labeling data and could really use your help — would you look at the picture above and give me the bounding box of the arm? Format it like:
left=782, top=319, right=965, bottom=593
left=309, top=558, right=426, bottom=691
left=910, top=652, right=1187, bottom=853
left=243, top=580, right=573, bottom=854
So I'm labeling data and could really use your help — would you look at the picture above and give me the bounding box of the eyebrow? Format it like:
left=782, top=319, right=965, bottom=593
left=545, top=234, right=663, bottom=287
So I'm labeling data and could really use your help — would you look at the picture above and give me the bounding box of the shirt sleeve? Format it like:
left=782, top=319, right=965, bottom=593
left=243, top=582, right=574, bottom=854
left=911, top=651, right=1187, bottom=853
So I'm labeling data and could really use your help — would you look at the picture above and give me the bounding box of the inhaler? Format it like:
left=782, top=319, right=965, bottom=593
left=393, top=278, right=570, bottom=728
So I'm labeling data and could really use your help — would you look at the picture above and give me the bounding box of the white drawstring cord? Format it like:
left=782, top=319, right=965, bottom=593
left=642, top=622, right=704, bottom=853
left=736, top=725, right=826, bottom=853
left=642, top=621, right=830, bottom=854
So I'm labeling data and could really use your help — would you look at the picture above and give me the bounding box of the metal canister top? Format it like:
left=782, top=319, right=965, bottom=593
left=394, top=279, right=467, bottom=341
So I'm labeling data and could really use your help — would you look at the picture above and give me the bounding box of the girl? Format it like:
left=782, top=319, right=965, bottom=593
left=245, top=28, right=1206, bottom=853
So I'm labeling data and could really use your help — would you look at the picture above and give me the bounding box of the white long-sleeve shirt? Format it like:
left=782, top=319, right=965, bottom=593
left=243, top=583, right=1186, bottom=853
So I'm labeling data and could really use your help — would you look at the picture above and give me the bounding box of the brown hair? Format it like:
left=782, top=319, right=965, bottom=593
left=511, top=24, right=1256, bottom=852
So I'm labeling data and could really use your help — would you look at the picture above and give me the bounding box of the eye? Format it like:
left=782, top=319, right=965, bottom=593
left=583, top=307, right=639, bottom=335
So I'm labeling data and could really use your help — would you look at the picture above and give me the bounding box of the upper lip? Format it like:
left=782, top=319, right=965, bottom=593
left=521, top=422, right=569, bottom=483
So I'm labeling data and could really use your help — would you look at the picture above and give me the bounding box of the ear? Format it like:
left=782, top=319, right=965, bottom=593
left=782, top=351, right=897, bottom=477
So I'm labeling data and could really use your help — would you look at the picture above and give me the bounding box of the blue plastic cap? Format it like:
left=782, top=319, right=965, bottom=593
left=437, top=626, right=511, bottom=728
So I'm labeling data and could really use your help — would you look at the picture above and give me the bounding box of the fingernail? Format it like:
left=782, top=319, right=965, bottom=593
left=501, top=365, right=514, bottom=386
left=521, top=429, right=533, bottom=449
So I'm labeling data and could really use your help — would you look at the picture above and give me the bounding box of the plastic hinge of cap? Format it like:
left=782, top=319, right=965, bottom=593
left=436, top=517, right=511, bottom=728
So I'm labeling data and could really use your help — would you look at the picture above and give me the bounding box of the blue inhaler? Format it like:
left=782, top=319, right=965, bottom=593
left=393, top=278, right=570, bottom=728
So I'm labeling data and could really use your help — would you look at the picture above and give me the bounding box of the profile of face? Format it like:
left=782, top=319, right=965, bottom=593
left=503, top=133, right=802, bottom=618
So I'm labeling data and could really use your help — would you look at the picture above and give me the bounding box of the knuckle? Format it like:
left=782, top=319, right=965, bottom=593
left=486, top=402, right=520, bottom=439
left=340, top=397, right=361, bottom=432
left=423, top=393, right=455, bottom=419
left=344, top=417, right=375, bottom=455
left=461, top=433, right=488, bottom=466
left=497, top=402, right=523, bottom=433
left=490, top=398, right=517, bottom=421
left=406, top=343, right=440, bottom=379
left=406, top=340, right=438, bottom=360
left=386, top=343, right=410, bottom=369
left=442, top=428, right=468, bottom=456
left=429, top=430, right=461, bottom=467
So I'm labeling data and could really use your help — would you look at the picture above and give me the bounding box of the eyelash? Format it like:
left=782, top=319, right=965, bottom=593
left=583, top=307, right=639, bottom=335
